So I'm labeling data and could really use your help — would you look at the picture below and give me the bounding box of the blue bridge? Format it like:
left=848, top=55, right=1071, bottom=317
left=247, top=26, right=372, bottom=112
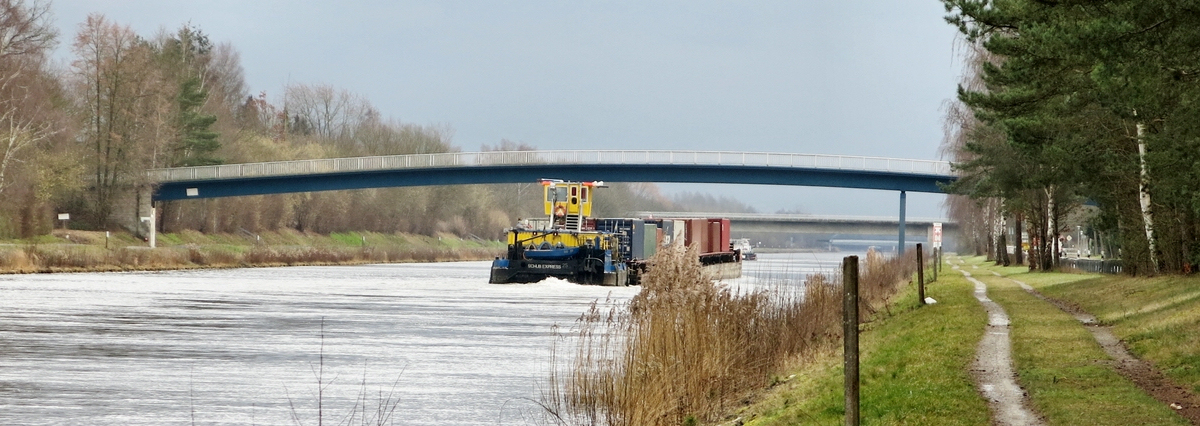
left=145, top=150, right=957, bottom=253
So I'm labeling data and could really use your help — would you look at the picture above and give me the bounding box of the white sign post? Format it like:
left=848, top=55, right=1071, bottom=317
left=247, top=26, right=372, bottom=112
left=932, top=222, right=943, bottom=248
left=140, top=207, right=156, bottom=248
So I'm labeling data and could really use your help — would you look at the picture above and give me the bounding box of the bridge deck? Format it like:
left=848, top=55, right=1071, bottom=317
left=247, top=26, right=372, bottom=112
left=149, top=150, right=952, bottom=182
left=147, top=150, right=956, bottom=201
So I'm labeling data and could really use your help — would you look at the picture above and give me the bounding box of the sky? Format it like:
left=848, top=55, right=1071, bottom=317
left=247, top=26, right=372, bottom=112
left=48, top=1, right=964, bottom=218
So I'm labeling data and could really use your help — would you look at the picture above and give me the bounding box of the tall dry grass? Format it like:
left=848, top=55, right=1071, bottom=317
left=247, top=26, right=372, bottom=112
left=0, top=244, right=501, bottom=273
left=541, top=247, right=914, bottom=426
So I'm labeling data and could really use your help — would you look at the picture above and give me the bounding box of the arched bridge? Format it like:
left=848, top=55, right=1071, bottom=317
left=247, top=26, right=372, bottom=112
left=144, top=150, right=957, bottom=254
left=149, top=150, right=954, bottom=201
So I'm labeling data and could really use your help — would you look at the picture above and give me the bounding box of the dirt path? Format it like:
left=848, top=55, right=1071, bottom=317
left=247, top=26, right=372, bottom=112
left=955, top=265, right=1045, bottom=426
left=1009, top=278, right=1200, bottom=425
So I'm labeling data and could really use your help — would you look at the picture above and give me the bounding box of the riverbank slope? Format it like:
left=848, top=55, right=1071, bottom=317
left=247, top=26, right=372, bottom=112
left=0, top=229, right=503, bottom=273
left=729, top=255, right=1198, bottom=425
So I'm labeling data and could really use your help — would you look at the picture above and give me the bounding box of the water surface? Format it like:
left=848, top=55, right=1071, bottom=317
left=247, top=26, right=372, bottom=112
left=0, top=252, right=849, bottom=425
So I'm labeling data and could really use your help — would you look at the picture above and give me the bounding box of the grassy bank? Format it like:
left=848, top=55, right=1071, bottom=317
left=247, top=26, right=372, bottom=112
left=738, top=255, right=989, bottom=425
left=727, top=255, right=1198, bottom=426
left=975, top=263, right=1188, bottom=425
left=1029, top=271, right=1200, bottom=394
left=542, top=248, right=917, bottom=426
left=0, top=229, right=503, bottom=273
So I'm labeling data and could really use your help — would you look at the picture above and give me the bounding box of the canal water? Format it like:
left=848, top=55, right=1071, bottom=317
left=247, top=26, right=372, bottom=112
left=0, top=252, right=852, bottom=425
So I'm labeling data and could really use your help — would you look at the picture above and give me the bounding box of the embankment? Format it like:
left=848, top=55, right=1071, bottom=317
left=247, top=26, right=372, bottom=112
left=734, top=256, right=1199, bottom=426
left=0, top=229, right=503, bottom=273
left=541, top=247, right=916, bottom=426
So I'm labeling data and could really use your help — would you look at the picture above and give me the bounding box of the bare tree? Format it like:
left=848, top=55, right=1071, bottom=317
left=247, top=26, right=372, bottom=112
left=0, top=0, right=58, bottom=198
left=283, top=83, right=375, bottom=142
left=72, top=14, right=162, bottom=227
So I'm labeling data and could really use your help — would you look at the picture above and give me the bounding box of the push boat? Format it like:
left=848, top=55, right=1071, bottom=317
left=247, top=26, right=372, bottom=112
left=489, top=180, right=743, bottom=286
left=733, top=238, right=757, bottom=261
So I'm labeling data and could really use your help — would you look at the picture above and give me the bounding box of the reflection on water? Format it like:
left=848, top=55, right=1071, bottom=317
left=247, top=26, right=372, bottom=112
left=0, top=252, right=852, bottom=425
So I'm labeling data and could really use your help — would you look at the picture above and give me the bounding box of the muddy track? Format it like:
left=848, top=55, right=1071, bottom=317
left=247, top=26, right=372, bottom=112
left=1009, top=278, right=1200, bottom=425
left=955, top=265, right=1045, bottom=426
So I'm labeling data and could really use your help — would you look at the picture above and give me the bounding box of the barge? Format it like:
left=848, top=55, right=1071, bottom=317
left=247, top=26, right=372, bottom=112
left=489, top=180, right=742, bottom=286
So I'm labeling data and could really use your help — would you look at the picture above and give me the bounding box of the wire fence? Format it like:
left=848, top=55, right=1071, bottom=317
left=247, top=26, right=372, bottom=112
left=1060, top=257, right=1123, bottom=274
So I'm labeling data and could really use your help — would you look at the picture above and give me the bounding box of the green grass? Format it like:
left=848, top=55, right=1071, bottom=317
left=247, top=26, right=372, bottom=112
left=741, top=258, right=990, bottom=425
left=734, top=255, right=1199, bottom=426
left=1026, top=273, right=1200, bottom=395
left=977, top=269, right=1188, bottom=425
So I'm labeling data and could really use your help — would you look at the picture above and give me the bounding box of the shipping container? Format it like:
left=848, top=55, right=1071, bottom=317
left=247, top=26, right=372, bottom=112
left=686, top=219, right=708, bottom=252
left=707, top=218, right=731, bottom=253
left=705, top=222, right=715, bottom=252
left=630, top=219, right=646, bottom=259
left=644, top=228, right=658, bottom=258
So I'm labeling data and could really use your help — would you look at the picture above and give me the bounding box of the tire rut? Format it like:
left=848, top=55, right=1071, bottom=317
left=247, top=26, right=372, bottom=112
left=1009, top=278, right=1200, bottom=425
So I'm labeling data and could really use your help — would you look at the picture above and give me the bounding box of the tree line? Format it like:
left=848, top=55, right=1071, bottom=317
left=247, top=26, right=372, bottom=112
left=941, top=0, right=1200, bottom=274
left=0, top=2, right=756, bottom=240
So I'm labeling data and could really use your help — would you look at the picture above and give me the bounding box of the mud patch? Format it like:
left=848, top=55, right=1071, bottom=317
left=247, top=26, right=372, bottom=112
left=1011, top=278, right=1200, bottom=425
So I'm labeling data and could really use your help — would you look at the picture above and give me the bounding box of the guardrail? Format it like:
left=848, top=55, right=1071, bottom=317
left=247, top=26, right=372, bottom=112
left=1060, top=257, right=1123, bottom=274
left=147, top=150, right=954, bottom=183
left=635, top=211, right=950, bottom=223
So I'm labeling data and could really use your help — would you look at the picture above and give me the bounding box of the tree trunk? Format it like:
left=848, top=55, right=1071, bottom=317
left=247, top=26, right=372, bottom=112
left=1136, top=120, right=1159, bottom=273
left=1014, top=214, right=1024, bottom=265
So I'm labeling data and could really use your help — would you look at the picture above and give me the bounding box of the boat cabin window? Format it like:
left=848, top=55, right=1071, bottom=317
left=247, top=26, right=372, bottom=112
left=546, top=187, right=569, bottom=202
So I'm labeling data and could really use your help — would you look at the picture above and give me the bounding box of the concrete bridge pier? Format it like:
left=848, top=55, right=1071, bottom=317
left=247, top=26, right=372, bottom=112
left=898, top=190, right=906, bottom=256
left=135, top=185, right=156, bottom=248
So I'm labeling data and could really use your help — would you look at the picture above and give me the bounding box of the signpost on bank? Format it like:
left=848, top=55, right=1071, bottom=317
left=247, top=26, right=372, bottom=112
left=140, top=208, right=156, bottom=248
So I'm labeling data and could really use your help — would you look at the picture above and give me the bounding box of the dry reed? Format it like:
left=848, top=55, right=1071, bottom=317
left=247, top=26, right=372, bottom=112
left=541, top=247, right=914, bottom=426
left=0, top=244, right=501, bottom=273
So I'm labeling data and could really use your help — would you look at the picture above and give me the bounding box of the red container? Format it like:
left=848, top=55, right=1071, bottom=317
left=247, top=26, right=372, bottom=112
left=705, top=220, right=715, bottom=253
left=686, top=219, right=708, bottom=251
left=707, top=218, right=731, bottom=253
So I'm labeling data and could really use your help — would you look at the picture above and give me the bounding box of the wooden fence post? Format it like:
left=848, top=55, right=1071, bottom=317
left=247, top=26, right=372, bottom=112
left=843, top=255, right=860, bottom=426
left=917, top=243, right=926, bottom=305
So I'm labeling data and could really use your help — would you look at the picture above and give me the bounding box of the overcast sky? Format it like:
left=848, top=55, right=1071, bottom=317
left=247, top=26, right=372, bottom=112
left=48, top=1, right=963, bottom=218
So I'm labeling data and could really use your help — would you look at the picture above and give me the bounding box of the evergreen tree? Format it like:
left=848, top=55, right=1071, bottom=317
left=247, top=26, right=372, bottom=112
left=173, top=76, right=220, bottom=166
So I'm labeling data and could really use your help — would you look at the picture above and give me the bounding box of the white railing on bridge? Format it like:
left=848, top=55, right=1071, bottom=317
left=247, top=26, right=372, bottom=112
left=147, top=150, right=953, bottom=183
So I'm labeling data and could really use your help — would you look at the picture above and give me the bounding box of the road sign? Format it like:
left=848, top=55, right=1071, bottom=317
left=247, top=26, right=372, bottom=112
left=932, top=222, right=943, bottom=248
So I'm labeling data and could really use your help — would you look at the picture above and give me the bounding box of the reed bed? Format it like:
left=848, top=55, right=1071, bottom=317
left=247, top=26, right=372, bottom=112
left=0, top=244, right=501, bottom=273
left=541, top=247, right=915, bottom=426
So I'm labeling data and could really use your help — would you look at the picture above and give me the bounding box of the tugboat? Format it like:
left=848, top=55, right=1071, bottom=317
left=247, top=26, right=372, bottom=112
left=489, top=180, right=741, bottom=286
left=733, top=238, right=757, bottom=261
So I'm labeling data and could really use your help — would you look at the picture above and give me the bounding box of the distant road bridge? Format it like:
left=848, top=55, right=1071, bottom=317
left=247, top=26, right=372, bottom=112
left=637, top=212, right=956, bottom=251
left=636, top=212, right=952, bottom=235
left=144, top=150, right=957, bottom=252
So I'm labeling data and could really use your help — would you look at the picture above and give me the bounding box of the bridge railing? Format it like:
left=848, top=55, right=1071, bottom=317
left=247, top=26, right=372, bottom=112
left=147, top=150, right=953, bottom=182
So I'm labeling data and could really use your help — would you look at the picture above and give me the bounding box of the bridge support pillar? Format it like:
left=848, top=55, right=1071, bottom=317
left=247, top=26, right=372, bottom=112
left=136, top=186, right=156, bottom=248
left=898, top=191, right=907, bottom=256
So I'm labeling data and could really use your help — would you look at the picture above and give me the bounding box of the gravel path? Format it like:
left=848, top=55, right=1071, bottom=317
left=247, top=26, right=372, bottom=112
left=955, top=264, right=1044, bottom=426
